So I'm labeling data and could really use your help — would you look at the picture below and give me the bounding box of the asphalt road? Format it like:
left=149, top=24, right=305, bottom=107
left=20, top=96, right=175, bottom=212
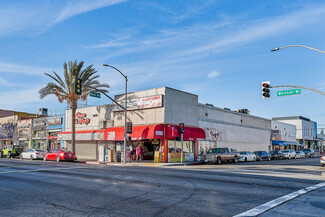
left=0, top=157, right=324, bottom=217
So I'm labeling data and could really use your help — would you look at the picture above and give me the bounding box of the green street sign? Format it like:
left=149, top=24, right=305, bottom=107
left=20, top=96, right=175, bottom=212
left=277, top=89, right=301, bottom=96
left=89, top=91, right=101, bottom=98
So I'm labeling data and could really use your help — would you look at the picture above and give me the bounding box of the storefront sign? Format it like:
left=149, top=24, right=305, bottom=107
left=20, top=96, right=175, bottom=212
left=58, top=131, right=111, bottom=141
left=271, top=130, right=281, bottom=141
left=76, top=113, right=90, bottom=125
left=169, top=153, right=186, bottom=162
left=113, top=95, right=163, bottom=111
left=47, top=117, right=62, bottom=125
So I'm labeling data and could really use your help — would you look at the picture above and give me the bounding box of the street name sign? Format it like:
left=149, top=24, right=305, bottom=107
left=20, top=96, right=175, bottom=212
left=90, top=92, right=101, bottom=98
left=277, top=89, right=301, bottom=96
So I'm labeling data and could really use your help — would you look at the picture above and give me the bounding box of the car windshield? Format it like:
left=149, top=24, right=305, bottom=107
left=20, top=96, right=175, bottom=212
left=283, top=150, right=289, bottom=153
left=271, top=151, right=278, bottom=154
left=240, top=152, right=246, bottom=154
left=35, top=149, right=44, bottom=152
left=303, top=149, right=310, bottom=152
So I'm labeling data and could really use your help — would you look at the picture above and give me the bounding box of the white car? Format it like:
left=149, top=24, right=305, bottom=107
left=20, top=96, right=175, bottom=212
left=20, top=149, right=46, bottom=160
left=282, top=149, right=296, bottom=159
left=238, top=151, right=256, bottom=162
left=295, top=151, right=305, bottom=159
left=321, top=155, right=325, bottom=167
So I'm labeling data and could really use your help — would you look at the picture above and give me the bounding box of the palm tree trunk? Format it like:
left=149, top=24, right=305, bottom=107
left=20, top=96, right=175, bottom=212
left=71, top=99, right=77, bottom=154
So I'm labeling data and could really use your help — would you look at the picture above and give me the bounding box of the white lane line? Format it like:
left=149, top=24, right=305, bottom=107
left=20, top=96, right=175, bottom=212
left=234, top=182, right=325, bottom=217
left=0, top=167, right=86, bottom=174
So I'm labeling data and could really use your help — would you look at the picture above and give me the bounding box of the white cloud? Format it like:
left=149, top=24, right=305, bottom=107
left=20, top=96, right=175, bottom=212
left=0, top=62, right=56, bottom=75
left=50, top=0, right=127, bottom=27
left=207, top=71, right=221, bottom=78
left=0, top=77, right=13, bottom=86
left=0, top=0, right=127, bottom=37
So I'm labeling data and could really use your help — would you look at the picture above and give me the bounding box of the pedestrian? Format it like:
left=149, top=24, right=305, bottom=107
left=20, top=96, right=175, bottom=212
left=136, top=144, right=142, bottom=161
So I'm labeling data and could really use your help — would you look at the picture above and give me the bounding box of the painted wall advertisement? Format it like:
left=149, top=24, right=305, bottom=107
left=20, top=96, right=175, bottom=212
left=271, top=130, right=281, bottom=141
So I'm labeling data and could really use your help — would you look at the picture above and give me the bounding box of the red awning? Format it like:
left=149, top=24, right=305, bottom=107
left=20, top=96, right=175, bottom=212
left=58, top=124, right=205, bottom=141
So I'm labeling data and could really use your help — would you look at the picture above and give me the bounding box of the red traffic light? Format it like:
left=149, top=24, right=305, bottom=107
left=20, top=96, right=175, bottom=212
left=262, top=83, right=269, bottom=88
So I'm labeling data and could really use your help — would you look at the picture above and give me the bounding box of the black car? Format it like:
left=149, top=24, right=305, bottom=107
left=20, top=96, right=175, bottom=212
left=254, top=151, right=271, bottom=161
left=269, top=150, right=285, bottom=160
left=302, top=148, right=315, bottom=158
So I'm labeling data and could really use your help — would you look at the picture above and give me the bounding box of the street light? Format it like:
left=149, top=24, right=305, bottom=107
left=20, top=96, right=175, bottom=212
left=102, top=64, right=128, bottom=163
left=271, top=45, right=325, bottom=54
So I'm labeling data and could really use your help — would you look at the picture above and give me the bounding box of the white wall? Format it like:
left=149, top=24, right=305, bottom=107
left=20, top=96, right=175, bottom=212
left=271, top=121, right=296, bottom=142
left=274, top=119, right=315, bottom=140
left=198, top=105, right=271, bottom=152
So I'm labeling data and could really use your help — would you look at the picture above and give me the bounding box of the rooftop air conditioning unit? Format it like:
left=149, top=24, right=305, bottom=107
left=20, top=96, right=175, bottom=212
left=38, top=108, right=48, bottom=116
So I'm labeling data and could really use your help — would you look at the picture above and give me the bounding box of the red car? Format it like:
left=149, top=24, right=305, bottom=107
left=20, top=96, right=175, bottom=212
left=43, top=149, right=77, bottom=162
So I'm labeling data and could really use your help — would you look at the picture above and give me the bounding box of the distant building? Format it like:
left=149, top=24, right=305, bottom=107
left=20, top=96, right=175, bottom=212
left=272, top=116, right=319, bottom=151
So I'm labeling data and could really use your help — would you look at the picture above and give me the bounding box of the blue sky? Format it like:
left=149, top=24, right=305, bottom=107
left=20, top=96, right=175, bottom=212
left=1, top=0, right=325, bottom=128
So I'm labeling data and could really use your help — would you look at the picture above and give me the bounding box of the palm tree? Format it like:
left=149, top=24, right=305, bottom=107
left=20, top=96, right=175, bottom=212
left=39, top=60, right=109, bottom=153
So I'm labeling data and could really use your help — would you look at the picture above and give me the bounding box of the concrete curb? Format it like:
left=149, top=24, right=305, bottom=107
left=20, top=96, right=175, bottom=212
left=77, top=160, right=202, bottom=167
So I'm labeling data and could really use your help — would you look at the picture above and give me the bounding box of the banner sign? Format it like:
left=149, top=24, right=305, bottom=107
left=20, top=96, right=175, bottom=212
left=113, top=95, right=163, bottom=111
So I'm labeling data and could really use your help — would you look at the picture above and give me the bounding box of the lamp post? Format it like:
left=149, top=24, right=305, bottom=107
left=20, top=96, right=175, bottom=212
left=102, top=64, right=128, bottom=163
left=271, top=45, right=325, bottom=53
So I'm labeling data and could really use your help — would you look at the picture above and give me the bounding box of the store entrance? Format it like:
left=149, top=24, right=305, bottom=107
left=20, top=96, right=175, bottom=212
left=131, top=140, right=160, bottom=161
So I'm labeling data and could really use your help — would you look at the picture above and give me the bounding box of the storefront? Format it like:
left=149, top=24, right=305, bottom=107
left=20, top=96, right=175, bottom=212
left=58, top=124, right=205, bottom=163
left=17, top=119, right=32, bottom=151
left=31, top=117, right=47, bottom=150
left=47, top=116, right=64, bottom=150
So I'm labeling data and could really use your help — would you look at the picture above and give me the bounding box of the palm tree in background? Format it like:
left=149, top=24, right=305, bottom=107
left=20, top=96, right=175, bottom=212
left=39, top=60, right=110, bottom=153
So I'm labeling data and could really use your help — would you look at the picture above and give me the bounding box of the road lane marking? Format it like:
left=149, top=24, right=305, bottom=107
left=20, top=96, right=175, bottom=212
left=0, top=166, right=86, bottom=174
left=234, top=182, right=325, bottom=217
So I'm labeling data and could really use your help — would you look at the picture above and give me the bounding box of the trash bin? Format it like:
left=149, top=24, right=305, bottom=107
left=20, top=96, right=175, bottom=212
left=116, top=151, right=121, bottom=162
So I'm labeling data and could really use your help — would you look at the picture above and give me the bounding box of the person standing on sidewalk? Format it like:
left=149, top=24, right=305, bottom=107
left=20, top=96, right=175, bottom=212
left=136, top=144, right=142, bottom=161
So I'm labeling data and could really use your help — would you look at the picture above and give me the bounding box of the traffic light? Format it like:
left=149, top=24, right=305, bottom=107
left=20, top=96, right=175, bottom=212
left=179, top=123, right=184, bottom=134
left=262, top=81, right=270, bottom=99
left=75, top=78, right=82, bottom=95
left=126, top=122, right=132, bottom=134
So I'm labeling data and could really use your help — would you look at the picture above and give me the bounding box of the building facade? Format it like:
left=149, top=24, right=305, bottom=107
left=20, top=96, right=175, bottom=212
left=59, top=87, right=275, bottom=163
left=271, top=120, right=299, bottom=150
left=272, top=116, right=318, bottom=151
left=198, top=104, right=271, bottom=155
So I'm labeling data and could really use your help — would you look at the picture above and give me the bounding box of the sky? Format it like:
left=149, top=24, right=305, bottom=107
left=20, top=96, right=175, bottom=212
left=1, top=0, right=325, bottom=128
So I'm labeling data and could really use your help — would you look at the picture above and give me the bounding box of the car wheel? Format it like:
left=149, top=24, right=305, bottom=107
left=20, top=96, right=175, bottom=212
left=56, top=156, right=60, bottom=162
left=43, top=156, right=47, bottom=161
left=268, top=157, right=271, bottom=161
left=217, top=157, right=222, bottom=165
left=253, top=157, right=256, bottom=162
left=245, top=157, right=247, bottom=162
left=7, top=153, right=11, bottom=159
left=20, top=154, right=23, bottom=160
left=321, top=164, right=324, bottom=167
left=0, top=152, right=2, bottom=158
left=30, top=155, right=33, bottom=160
left=234, top=157, right=238, bottom=164
left=289, top=156, right=291, bottom=160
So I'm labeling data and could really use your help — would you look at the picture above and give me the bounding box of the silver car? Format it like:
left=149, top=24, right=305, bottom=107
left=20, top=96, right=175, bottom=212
left=295, top=151, right=305, bottom=159
left=282, top=149, right=296, bottom=159
left=20, top=149, right=46, bottom=160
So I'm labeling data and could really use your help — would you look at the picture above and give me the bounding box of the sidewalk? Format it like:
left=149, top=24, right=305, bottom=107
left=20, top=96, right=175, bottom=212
left=76, top=159, right=201, bottom=167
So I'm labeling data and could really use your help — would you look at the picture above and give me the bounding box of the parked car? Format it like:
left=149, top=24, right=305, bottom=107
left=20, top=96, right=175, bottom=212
left=43, top=149, right=77, bottom=162
left=282, top=149, right=296, bottom=159
left=20, top=149, right=46, bottom=160
left=295, top=151, right=305, bottom=159
left=0, top=145, right=23, bottom=158
left=254, top=151, right=271, bottom=161
left=320, top=154, right=325, bottom=167
left=238, top=151, right=256, bottom=162
left=269, top=150, right=285, bottom=160
left=200, top=147, right=240, bottom=164
left=302, top=148, right=315, bottom=158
